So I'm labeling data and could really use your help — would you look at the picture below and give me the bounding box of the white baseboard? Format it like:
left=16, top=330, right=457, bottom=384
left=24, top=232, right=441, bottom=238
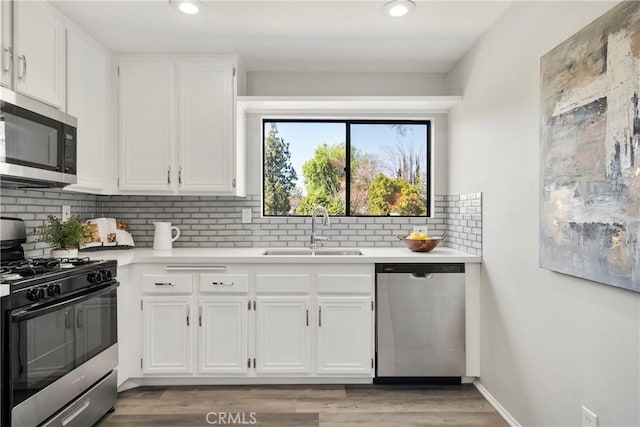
left=473, top=380, right=522, bottom=427
left=120, top=376, right=373, bottom=387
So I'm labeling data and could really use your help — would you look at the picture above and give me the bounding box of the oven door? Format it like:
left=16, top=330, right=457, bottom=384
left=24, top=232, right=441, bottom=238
left=9, top=282, right=117, bottom=427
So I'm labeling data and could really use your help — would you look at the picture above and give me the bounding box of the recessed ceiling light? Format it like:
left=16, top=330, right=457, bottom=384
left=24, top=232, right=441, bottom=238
left=170, top=0, right=200, bottom=15
left=383, top=0, right=416, bottom=18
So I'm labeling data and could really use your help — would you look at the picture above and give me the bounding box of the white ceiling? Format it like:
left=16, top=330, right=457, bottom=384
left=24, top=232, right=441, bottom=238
left=51, top=0, right=513, bottom=73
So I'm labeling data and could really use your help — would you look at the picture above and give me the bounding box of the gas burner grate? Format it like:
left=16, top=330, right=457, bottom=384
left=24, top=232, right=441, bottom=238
left=59, top=257, right=93, bottom=266
left=30, top=258, right=62, bottom=269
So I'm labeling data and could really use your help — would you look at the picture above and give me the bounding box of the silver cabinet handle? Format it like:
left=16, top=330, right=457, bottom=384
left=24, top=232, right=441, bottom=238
left=318, top=306, right=322, bottom=327
left=76, top=308, right=83, bottom=328
left=154, top=282, right=175, bottom=286
left=178, top=166, right=182, bottom=184
left=199, top=305, right=202, bottom=327
left=64, top=310, right=72, bottom=329
left=211, top=281, right=234, bottom=286
left=186, top=304, right=190, bottom=326
left=165, top=265, right=227, bottom=271
left=2, top=46, right=12, bottom=74
left=306, top=308, right=309, bottom=326
left=167, top=166, right=171, bottom=184
left=18, top=54, right=26, bottom=81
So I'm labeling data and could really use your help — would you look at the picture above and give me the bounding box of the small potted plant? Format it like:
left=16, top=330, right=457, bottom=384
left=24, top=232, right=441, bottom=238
left=36, top=215, right=84, bottom=258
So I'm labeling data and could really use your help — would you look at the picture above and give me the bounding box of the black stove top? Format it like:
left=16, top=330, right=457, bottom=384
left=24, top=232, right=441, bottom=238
left=0, top=257, right=117, bottom=294
left=1, top=257, right=95, bottom=276
left=3, top=258, right=118, bottom=308
left=0, top=257, right=98, bottom=282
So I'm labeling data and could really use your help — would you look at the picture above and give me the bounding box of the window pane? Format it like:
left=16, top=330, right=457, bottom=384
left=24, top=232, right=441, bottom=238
left=350, top=123, right=429, bottom=216
left=263, top=121, right=346, bottom=216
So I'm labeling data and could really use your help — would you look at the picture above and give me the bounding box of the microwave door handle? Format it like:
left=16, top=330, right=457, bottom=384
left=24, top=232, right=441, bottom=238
left=11, top=282, right=118, bottom=322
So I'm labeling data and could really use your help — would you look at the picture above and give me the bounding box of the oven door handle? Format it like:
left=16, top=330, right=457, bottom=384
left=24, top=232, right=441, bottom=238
left=11, top=282, right=118, bottom=322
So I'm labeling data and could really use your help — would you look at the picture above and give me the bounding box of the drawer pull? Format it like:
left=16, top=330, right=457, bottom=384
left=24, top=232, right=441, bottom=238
left=154, top=282, right=175, bottom=286
left=211, top=281, right=234, bottom=286
left=165, top=265, right=227, bottom=271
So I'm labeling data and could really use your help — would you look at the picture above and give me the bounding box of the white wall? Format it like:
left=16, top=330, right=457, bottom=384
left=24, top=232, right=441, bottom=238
left=447, top=2, right=639, bottom=426
left=246, top=71, right=450, bottom=96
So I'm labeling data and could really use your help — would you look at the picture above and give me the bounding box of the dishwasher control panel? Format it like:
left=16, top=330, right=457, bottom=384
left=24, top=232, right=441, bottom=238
left=376, top=263, right=465, bottom=274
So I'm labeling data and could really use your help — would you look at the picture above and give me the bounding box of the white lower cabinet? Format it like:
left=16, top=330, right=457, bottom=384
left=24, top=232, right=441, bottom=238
left=134, top=264, right=374, bottom=382
left=142, top=296, right=193, bottom=375
left=198, top=296, right=248, bottom=375
left=255, top=296, right=312, bottom=375
left=316, top=297, right=373, bottom=375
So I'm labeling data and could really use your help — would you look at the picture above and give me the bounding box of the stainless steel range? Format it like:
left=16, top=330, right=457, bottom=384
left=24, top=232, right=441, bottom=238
left=1, top=217, right=118, bottom=427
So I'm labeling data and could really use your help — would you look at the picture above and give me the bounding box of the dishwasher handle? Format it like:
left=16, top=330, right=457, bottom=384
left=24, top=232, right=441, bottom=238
left=376, top=263, right=465, bottom=274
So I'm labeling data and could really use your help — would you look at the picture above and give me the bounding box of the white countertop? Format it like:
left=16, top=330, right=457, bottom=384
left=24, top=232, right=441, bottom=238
left=1, top=283, right=9, bottom=298
left=86, top=246, right=481, bottom=267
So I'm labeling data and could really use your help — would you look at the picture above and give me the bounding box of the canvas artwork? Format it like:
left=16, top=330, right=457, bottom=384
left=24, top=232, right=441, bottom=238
left=540, top=1, right=640, bottom=292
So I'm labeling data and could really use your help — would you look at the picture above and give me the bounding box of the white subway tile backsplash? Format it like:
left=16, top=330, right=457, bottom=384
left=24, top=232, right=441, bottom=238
left=1, top=189, right=482, bottom=256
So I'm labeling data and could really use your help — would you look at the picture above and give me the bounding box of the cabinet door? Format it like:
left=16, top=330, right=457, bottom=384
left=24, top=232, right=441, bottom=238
left=316, top=297, right=373, bottom=375
left=142, top=296, right=193, bottom=375
left=66, top=29, right=108, bottom=192
left=119, top=61, right=175, bottom=192
left=198, top=296, right=248, bottom=375
left=14, top=1, right=65, bottom=108
left=178, top=60, right=234, bottom=193
left=1, top=0, right=11, bottom=87
left=255, top=296, right=312, bottom=375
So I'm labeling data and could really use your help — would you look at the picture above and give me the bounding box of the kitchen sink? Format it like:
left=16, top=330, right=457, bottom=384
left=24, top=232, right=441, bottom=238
left=262, top=249, right=362, bottom=256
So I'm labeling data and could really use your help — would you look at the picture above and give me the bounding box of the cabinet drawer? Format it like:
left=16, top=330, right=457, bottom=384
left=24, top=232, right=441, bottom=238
left=199, top=274, right=249, bottom=294
left=317, top=274, right=373, bottom=295
left=142, top=274, right=192, bottom=294
left=255, top=274, right=311, bottom=294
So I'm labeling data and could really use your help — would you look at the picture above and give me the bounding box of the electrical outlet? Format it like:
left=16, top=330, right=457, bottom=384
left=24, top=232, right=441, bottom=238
left=582, top=406, right=598, bottom=427
left=61, top=205, right=71, bottom=222
left=412, top=226, right=428, bottom=235
left=241, top=208, right=252, bottom=224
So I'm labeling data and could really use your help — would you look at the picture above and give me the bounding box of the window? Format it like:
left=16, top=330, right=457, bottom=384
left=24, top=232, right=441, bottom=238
left=262, top=119, right=431, bottom=217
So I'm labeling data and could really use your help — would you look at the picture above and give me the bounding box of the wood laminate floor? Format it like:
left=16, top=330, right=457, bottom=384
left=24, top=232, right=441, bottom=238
left=99, top=384, right=508, bottom=427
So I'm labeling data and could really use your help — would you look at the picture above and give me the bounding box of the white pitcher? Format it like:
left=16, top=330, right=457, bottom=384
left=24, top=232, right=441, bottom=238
left=153, top=222, right=180, bottom=250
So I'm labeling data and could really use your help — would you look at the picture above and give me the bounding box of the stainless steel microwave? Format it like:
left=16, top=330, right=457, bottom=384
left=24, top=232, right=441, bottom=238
left=0, top=87, right=77, bottom=188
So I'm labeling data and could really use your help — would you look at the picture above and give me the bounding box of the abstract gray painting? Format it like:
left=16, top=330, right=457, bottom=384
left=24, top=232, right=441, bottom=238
left=540, top=1, right=640, bottom=292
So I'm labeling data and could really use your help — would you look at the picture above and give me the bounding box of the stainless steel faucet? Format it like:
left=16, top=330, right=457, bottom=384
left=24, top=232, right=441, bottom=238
left=310, top=206, right=330, bottom=249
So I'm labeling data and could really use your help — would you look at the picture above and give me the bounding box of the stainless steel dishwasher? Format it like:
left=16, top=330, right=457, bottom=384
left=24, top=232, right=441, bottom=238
left=375, top=263, right=465, bottom=383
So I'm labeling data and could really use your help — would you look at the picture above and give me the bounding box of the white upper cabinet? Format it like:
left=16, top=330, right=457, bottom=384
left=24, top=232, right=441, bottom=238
left=118, top=60, right=175, bottom=192
left=178, top=60, right=235, bottom=192
left=118, top=56, right=241, bottom=195
left=66, top=28, right=109, bottom=193
left=13, top=0, right=66, bottom=109
left=1, top=0, right=12, bottom=88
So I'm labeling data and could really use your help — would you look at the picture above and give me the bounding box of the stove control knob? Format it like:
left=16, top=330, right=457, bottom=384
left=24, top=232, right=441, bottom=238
left=88, top=272, right=103, bottom=284
left=47, top=283, right=62, bottom=296
left=103, top=269, right=113, bottom=281
left=27, top=287, right=47, bottom=301
left=27, top=287, right=46, bottom=301
left=26, top=288, right=39, bottom=301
